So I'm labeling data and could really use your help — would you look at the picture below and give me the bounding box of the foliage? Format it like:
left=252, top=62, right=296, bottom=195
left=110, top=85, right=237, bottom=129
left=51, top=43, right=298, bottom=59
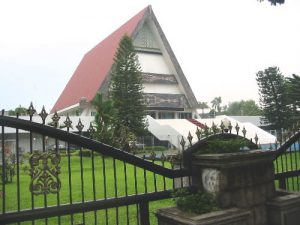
left=79, top=149, right=92, bottom=157
left=143, top=146, right=167, bottom=152
left=110, top=34, right=147, bottom=151
left=225, top=100, right=261, bottom=116
left=286, top=74, right=300, bottom=125
left=92, top=93, right=116, bottom=146
left=211, top=97, right=222, bottom=114
left=259, top=0, right=285, bottom=6
left=8, top=105, right=28, bottom=116
left=198, top=101, right=209, bottom=116
left=256, top=67, right=291, bottom=130
left=172, top=188, right=218, bottom=214
left=196, top=138, right=250, bottom=154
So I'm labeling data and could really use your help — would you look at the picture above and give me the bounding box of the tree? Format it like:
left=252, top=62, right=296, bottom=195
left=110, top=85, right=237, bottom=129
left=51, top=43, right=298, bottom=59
left=92, top=93, right=116, bottom=146
left=286, top=74, right=300, bottom=125
left=110, top=34, right=147, bottom=151
left=225, top=100, right=261, bottom=116
left=256, top=67, right=290, bottom=130
left=259, top=0, right=285, bottom=6
left=211, top=97, right=222, bottom=114
left=8, top=105, right=28, bottom=116
left=198, top=101, right=209, bottom=117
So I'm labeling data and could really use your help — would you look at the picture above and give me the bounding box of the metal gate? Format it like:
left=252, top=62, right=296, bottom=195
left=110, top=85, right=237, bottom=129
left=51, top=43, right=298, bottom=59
left=0, top=109, right=191, bottom=225
left=274, top=130, right=300, bottom=191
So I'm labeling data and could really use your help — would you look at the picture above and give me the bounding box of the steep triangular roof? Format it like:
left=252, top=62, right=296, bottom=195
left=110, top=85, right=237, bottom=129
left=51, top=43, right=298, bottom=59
left=52, top=6, right=198, bottom=113
left=52, top=6, right=148, bottom=112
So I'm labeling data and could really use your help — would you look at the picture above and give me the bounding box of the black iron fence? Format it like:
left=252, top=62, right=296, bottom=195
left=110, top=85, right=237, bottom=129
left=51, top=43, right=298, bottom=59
left=0, top=108, right=191, bottom=225
left=0, top=104, right=300, bottom=225
left=274, top=129, right=300, bottom=191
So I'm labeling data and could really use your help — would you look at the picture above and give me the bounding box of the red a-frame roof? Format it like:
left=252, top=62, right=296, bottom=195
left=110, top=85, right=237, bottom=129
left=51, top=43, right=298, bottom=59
left=51, top=6, right=149, bottom=113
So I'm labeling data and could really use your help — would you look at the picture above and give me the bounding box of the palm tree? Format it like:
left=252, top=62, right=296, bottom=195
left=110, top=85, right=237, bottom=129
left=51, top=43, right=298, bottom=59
left=198, top=101, right=209, bottom=117
left=92, top=93, right=116, bottom=145
left=211, top=97, right=222, bottom=114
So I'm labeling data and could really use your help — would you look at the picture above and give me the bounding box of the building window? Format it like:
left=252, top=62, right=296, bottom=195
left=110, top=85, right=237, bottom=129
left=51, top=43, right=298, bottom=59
left=147, top=111, right=156, bottom=119
left=179, top=112, right=192, bottom=119
left=158, top=112, right=175, bottom=119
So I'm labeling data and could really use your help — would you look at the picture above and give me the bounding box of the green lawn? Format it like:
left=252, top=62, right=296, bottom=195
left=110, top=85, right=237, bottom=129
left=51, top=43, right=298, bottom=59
left=3, top=150, right=300, bottom=224
left=1, top=153, right=175, bottom=225
left=274, top=151, right=300, bottom=191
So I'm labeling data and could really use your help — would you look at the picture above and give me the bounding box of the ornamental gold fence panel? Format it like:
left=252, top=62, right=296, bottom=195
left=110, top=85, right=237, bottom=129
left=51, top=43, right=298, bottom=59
left=0, top=105, right=191, bottom=225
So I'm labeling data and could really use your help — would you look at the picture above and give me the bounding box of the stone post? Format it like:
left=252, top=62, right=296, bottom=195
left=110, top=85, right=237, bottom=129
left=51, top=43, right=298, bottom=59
left=191, top=150, right=276, bottom=225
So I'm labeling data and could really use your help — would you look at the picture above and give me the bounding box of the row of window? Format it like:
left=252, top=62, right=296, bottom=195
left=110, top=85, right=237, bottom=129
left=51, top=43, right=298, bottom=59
left=92, top=111, right=192, bottom=119
left=147, top=111, right=192, bottom=119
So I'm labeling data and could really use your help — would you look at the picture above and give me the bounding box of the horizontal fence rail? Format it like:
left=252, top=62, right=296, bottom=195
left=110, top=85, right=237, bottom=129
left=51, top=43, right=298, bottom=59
left=0, top=113, right=192, bottom=225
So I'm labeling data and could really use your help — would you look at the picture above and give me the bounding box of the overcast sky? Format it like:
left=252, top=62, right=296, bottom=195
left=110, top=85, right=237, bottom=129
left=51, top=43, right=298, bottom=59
left=1, top=0, right=299, bottom=112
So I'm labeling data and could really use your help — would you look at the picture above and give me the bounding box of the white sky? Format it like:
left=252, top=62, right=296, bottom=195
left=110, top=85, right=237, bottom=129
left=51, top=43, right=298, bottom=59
left=1, top=0, right=300, bottom=112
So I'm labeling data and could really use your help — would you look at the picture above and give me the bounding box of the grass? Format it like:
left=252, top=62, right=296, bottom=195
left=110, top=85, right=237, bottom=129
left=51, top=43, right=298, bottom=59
left=0, top=152, right=175, bottom=225
left=274, top=150, right=300, bottom=191
left=2, top=149, right=300, bottom=224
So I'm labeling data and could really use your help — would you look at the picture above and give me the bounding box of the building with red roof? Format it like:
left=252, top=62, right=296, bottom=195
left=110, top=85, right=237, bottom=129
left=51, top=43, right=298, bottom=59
left=52, top=5, right=198, bottom=119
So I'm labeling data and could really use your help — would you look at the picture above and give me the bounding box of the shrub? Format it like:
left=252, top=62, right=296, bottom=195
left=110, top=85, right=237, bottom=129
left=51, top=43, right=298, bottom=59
left=172, top=188, right=218, bottom=214
left=142, top=146, right=167, bottom=152
left=79, top=149, right=92, bottom=157
left=196, top=138, right=250, bottom=154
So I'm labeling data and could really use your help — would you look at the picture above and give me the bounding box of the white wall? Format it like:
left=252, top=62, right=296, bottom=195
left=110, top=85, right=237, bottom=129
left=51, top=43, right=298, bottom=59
left=137, top=53, right=172, bottom=74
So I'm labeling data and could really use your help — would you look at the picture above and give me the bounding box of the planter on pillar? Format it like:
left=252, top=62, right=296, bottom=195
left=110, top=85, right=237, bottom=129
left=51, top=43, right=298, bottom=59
left=157, top=133, right=277, bottom=225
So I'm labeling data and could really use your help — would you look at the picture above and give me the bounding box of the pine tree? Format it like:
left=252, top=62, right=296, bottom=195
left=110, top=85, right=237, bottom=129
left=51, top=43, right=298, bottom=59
left=287, top=74, right=300, bottom=126
left=256, top=67, right=290, bottom=130
left=110, top=34, right=147, bottom=150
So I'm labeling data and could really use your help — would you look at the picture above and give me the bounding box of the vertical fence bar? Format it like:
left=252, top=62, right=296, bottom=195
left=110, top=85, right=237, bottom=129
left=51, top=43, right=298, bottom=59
left=65, top=122, right=74, bottom=225
left=143, top=155, right=148, bottom=194
left=1, top=122, right=6, bottom=214
left=66, top=141, right=74, bottom=225
left=289, top=146, right=295, bottom=190
left=102, top=155, right=108, bottom=225
left=15, top=116, right=21, bottom=225
left=133, top=165, right=140, bottom=225
left=161, top=160, right=166, bottom=191
left=41, top=133, right=48, bottom=225
left=152, top=158, right=157, bottom=192
left=285, top=151, right=290, bottom=190
left=296, top=141, right=300, bottom=191
left=91, top=150, right=97, bottom=225
left=79, top=146, right=85, bottom=224
left=179, top=163, right=184, bottom=188
left=29, top=122, right=35, bottom=225
left=123, top=162, right=129, bottom=225
left=54, top=139, right=61, bottom=225
left=113, top=158, right=119, bottom=225
left=139, top=202, right=150, bottom=225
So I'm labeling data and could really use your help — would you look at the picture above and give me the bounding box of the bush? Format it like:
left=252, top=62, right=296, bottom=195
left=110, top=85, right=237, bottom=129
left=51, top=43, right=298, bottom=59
left=79, top=149, right=92, bottom=157
left=196, top=138, right=250, bottom=154
left=143, top=146, right=167, bottom=152
left=172, top=188, right=218, bottom=214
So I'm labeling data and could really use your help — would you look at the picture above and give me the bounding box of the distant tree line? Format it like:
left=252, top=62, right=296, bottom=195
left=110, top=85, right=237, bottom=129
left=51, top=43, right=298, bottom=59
left=259, top=0, right=285, bottom=5
left=198, top=98, right=261, bottom=118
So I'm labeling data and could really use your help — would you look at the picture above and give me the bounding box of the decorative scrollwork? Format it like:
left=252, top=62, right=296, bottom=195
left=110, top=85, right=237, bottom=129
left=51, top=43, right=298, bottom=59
left=180, top=136, right=186, bottom=151
left=76, top=119, right=84, bottom=132
left=29, top=151, right=61, bottom=195
left=27, top=102, right=36, bottom=117
left=187, top=131, right=193, bottom=146
left=39, top=106, right=48, bottom=123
